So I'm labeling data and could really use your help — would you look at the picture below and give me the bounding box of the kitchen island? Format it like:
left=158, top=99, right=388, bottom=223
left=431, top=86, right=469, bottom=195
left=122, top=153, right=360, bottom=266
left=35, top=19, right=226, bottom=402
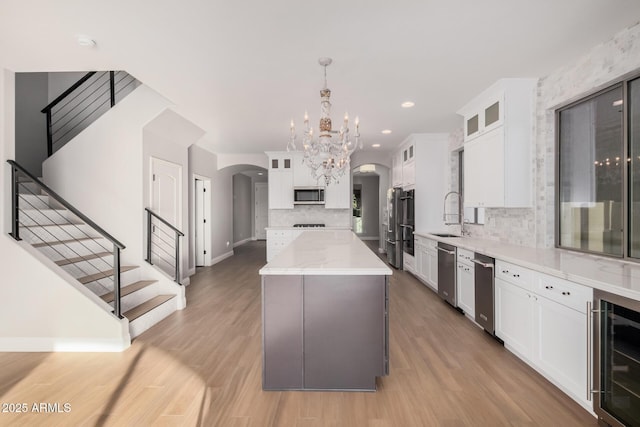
left=258, top=230, right=392, bottom=391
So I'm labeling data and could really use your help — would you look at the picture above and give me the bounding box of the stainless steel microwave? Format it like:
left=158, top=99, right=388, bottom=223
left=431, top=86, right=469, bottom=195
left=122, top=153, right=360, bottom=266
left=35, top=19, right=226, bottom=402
left=294, top=187, right=325, bottom=205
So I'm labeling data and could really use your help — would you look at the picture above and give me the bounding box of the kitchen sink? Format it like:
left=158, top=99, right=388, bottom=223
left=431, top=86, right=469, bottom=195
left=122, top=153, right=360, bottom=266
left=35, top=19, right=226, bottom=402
left=430, top=233, right=461, bottom=238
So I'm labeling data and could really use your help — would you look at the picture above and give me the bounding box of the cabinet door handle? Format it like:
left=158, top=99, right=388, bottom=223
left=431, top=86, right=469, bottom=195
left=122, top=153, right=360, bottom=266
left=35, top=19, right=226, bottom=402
left=562, top=291, right=571, bottom=296
left=545, top=285, right=553, bottom=290
left=502, top=270, right=509, bottom=274
left=513, top=274, right=520, bottom=278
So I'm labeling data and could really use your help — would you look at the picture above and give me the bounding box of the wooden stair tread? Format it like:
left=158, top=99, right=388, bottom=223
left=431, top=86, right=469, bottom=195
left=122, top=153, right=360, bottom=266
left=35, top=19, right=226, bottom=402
left=124, top=295, right=175, bottom=321
left=55, top=251, right=111, bottom=266
left=78, top=266, right=137, bottom=284
left=32, top=237, right=101, bottom=248
left=101, top=280, right=157, bottom=303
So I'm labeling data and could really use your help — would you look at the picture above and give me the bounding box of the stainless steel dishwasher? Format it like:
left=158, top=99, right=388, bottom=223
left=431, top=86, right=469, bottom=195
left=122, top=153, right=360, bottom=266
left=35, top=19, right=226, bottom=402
left=471, top=253, right=495, bottom=335
left=436, top=242, right=457, bottom=307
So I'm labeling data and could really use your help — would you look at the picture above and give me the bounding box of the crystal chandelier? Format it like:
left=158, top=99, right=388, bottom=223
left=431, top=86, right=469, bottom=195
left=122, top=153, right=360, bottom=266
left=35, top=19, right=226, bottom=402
left=287, top=57, right=362, bottom=185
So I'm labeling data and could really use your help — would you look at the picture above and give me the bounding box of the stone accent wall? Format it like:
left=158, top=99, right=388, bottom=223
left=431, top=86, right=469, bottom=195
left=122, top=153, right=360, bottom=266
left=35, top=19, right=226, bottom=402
left=536, top=21, right=640, bottom=248
left=269, top=205, right=351, bottom=227
left=449, top=21, right=640, bottom=248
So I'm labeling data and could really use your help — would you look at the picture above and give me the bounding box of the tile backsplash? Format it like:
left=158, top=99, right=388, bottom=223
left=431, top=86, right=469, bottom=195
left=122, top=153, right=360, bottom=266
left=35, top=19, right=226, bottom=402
left=269, top=205, right=351, bottom=227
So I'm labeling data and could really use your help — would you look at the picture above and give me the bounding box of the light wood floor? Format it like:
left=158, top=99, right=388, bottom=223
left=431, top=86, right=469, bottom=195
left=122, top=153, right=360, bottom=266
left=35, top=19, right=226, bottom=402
left=0, top=241, right=598, bottom=426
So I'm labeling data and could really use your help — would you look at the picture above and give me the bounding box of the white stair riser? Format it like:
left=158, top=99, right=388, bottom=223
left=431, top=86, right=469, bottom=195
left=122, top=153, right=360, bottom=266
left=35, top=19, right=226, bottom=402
left=17, top=194, right=51, bottom=209
left=36, top=238, right=112, bottom=261
left=111, top=283, right=160, bottom=314
left=129, top=298, right=177, bottom=338
left=19, top=209, right=76, bottom=226
left=82, top=268, right=141, bottom=296
left=20, top=224, right=99, bottom=243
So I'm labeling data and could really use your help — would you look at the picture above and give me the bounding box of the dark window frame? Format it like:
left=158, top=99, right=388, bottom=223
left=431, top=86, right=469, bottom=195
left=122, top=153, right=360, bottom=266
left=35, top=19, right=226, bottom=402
left=555, top=74, right=640, bottom=260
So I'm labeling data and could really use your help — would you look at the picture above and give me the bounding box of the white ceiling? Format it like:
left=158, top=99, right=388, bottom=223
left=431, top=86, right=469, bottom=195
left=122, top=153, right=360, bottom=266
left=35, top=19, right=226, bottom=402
left=2, top=1, right=640, bottom=156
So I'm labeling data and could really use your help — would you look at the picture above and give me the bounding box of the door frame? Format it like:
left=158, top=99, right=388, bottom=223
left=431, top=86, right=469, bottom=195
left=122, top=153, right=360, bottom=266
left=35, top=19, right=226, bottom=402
left=192, top=174, right=212, bottom=267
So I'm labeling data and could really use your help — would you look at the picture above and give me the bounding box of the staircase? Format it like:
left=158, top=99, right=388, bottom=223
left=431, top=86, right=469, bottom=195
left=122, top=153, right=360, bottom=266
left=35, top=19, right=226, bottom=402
left=9, top=161, right=181, bottom=340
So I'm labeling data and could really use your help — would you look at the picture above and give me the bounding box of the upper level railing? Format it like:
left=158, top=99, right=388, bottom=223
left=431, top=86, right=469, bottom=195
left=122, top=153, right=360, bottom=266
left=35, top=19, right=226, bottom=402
left=8, top=159, right=126, bottom=318
left=145, top=208, right=184, bottom=285
left=41, top=71, right=138, bottom=156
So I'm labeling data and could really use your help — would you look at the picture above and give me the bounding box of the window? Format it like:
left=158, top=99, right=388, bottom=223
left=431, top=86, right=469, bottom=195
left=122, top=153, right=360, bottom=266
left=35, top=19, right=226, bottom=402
left=557, top=76, right=640, bottom=259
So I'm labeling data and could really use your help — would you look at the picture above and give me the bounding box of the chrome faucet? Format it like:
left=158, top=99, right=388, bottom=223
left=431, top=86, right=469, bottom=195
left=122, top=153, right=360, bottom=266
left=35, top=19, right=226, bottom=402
left=443, top=191, right=467, bottom=236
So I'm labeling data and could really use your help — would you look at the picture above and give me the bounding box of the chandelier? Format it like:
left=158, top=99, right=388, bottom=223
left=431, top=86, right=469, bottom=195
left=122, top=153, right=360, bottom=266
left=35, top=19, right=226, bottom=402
left=287, top=57, right=361, bottom=185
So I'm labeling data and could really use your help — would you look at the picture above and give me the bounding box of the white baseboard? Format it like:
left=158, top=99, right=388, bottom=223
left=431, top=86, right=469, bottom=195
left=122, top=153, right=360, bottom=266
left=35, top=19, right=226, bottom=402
left=378, top=247, right=386, bottom=254
left=181, top=276, right=191, bottom=286
left=210, top=250, right=234, bottom=265
left=187, top=267, right=196, bottom=276
left=0, top=337, right=130, bottom=352
left=233, top=238, right=252, bottom=248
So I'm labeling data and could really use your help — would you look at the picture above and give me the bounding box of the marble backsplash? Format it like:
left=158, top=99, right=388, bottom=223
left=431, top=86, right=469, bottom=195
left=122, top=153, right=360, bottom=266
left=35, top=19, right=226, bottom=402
left=269, top=205, right=351, bottom=227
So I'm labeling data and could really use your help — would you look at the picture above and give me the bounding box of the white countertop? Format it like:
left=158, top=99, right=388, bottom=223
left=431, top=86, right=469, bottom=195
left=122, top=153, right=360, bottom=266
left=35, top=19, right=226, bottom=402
left=415, top=231, right=640, bottom=301
left=259, top=230, right=392, bottom=276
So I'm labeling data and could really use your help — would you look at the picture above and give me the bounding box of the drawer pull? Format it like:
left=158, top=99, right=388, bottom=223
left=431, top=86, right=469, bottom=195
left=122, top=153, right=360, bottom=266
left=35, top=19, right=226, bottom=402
left=502, top=270, right=509, bottom=274
left=513, top=274, right=520, bottom=278
left=562, top=291, right=571, bottom=296
left=545, top=285, right=553, bottom=290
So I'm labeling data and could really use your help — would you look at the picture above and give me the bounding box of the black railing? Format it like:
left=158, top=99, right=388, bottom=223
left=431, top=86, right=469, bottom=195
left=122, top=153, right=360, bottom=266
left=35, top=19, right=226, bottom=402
left=8, top=160, right=126, bottom=318
left=41, top=71, right=138, bottom=156
left=145, top=208, right=184, bottom=285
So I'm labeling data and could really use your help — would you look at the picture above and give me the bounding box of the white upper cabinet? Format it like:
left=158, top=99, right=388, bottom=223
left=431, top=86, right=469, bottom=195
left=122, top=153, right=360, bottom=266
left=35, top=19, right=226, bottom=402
left=324, top=174, right=351, bottom=209
left=458, top=78, right=537, bottom=208
left=401, top=142, right=416, bottom=189
left=292, top=152, right=321, bottom=187
left=391, top=150, right=403, bottom=187
left=267, top=152, right=294, bottom=209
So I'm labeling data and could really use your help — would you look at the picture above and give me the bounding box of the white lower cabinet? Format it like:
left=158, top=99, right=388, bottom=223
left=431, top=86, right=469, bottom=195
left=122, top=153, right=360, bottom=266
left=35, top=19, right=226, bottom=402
left=266, top=229, right=303, bottom=262
left=534, top=294, right=588, bottom=406
left=495, top=263, right=592, bottom=410
left=427, top=247, right=437, bottom=288
left=403, top=252, right=415, bottom=274
left=456, top=249, right=475, bottom=318
left=413, top=237, right=437, bottom=291
left=495, top=278, right=534, bottom=358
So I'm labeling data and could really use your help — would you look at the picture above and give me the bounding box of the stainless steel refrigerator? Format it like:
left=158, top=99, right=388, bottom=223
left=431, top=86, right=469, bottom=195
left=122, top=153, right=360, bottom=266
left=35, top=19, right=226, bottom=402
left=386, top=187, right=403, bottom=269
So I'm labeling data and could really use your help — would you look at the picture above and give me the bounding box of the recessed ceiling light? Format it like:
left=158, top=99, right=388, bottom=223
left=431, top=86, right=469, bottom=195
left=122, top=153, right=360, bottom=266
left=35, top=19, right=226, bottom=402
left=401, top=101, right=415, bottom=108
left=613, top=99, right=623, bottom=107
left=76, top=35, right=96, bottom=47
left=381, top=129, right=392, bottom=134
left=372, top=143, right=381, bottom=148
left=258, top=172, right=264, bottom=176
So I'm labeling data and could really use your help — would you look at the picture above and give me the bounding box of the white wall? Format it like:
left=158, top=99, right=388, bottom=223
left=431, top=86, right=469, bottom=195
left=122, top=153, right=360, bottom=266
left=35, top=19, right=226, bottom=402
left=1, top=68, right=130, bottom=351
left=188, top=145, right=235, bottom=265
left=42, top=85, right=172, bottom=267
left=15, top=72, right=48, bottom=177
left=233, top=173, right=252, bottom=244
left=47, top=72, right=86, bottom=102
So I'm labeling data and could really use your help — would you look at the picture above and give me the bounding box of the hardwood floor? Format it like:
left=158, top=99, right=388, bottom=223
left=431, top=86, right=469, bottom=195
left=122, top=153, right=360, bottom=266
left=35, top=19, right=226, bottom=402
left=0, top=241, right=598, bottom=426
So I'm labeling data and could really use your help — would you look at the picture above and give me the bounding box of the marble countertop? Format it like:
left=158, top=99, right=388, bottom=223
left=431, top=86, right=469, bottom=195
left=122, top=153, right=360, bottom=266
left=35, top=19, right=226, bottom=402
left=259, top=230, right=392, bottom=276
left=415, top=231, right=640, bottom=301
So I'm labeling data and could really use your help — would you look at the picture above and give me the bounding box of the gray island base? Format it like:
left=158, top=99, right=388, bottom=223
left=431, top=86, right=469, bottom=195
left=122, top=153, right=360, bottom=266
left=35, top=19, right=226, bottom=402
left=259, top=230, right=392, bottom=391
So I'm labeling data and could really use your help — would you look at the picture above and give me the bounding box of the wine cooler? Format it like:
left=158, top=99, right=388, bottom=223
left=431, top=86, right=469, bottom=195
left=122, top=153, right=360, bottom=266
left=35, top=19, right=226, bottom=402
left=593, top=289, right=640, bottom=427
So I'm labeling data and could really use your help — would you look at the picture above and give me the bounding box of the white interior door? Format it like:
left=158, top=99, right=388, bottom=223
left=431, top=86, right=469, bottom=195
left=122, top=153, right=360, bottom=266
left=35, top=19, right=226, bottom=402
left=255, top=182, right=268, bottom=240
left=150, top=157, right=182, bottom=275
left=195, top=179, right=206, bottom=266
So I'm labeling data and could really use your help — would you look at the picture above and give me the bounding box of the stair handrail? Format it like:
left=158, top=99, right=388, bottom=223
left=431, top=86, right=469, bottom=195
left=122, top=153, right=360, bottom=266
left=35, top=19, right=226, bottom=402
left=8, top=159, right=126, bottom=318
left=144, top=208, right=183, bottom=285
left=40, top=71, right=98, bottom=114
left=7, top=160, right=125, bottom=249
